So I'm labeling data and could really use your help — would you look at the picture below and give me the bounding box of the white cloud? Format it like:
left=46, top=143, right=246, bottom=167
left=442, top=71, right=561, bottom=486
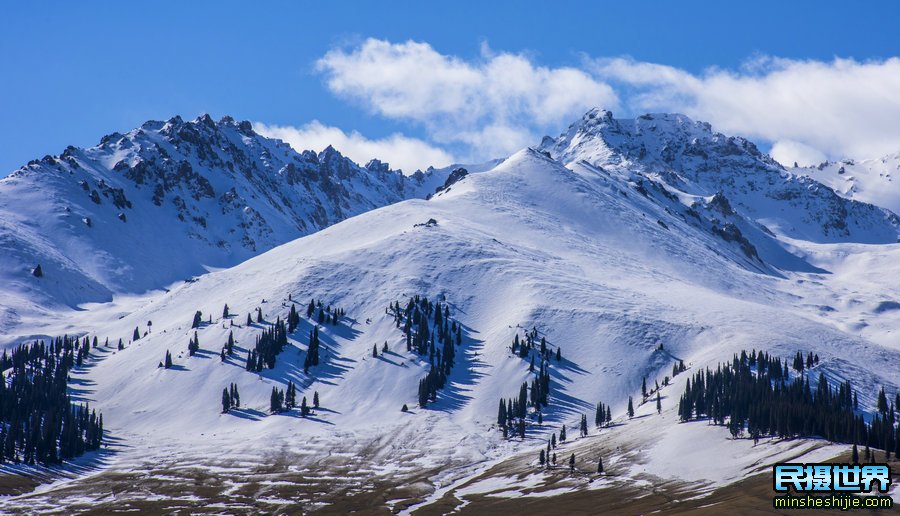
left=298, top=40, right=900, bottom=170
left=769, top=140, right=827, bottom=168
left=254, top=121, right=455, bottom=173
left=316, top=38, right=619, bottom=159
left=590, top=56, right=900, bottom=165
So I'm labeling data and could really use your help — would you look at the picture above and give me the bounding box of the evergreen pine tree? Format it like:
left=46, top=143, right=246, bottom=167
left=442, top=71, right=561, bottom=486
left=223, top=304, right=229, bottom=318
left=627, top=397, right=635, bottom=418
left=569, top=453, right=575, bottom=472
left=597, top=457, right=604, bottom=473
left=555, top=347, right=561, bottom=361
left=656, top=392, right=662, bottom=414
left=539, top=449, right=545, bottom=466
left=313, top=391, right=319, bottom=408
left=559, top=424, right=567, bottom=442
left=164, top=350, right=172, bottom=369
left=133, top=327, right=140, bottom=341
left=247, top=313, right=253, bottom=326
left=373, top=344, right=378, bottom=358
left=301, top=396, right=309, bottom=417
left=222, top=388, right=231, bottom=413
left=401, top=404, right=408, bottom=412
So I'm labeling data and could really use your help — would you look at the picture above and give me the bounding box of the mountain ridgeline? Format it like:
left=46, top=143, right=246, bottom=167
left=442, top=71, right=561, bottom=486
left=0, top=115, right=450, bottom=314
left=540, top=109, right=900, bottom=244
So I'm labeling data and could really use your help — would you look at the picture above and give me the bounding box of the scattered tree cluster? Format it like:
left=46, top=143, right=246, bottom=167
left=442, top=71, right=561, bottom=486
left=246, top=318, right=289, bottom=372
left=221, top=383, right=240, bottom=413
left=495, top=325, right=560, bottom=439
left=595, top=401, right=612, bottom=427
left=387, top=296, right=463, bottom=408
left=307, top=299, right=343, bottom=326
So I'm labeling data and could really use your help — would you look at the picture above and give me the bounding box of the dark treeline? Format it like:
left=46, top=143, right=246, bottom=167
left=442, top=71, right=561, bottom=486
left=679, top=349, right=900, bottom=456
left=387, top=295, right=462, bottom=408
left=0, top=336, right=104, bottom=465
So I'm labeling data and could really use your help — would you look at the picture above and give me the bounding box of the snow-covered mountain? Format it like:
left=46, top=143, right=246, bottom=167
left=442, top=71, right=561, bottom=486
left=3, top=110, right=900, bottom=512
left=540, top=109, right=900, bottom=244
left=802, top=152, right=900, bottom=214
left=0, top=114, right=459, bottom=338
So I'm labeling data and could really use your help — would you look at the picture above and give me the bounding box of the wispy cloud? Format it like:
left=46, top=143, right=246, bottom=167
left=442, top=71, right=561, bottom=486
left=253, top=120, right=455, bottom=173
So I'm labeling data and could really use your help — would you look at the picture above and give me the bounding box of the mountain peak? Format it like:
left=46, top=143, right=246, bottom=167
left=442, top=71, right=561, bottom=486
left=540, top=108, right=898, bottom=244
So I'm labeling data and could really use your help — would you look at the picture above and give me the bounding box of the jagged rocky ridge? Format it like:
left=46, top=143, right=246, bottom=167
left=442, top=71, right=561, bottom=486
left=0, top=114, right=447, bottom=311
left=540, top=109, right=900, bottom=244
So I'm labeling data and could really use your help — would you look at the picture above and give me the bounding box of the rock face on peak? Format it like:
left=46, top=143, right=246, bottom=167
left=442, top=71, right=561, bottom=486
left=540, top=110, right=900, bottom=244
left=0, top=115, right=443, bottom=312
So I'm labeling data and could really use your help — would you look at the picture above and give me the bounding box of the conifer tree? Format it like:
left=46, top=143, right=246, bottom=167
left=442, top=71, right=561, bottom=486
left=552, top=453, right=557, bottom=465
left=247, top=313, right=253, bottom=326
left=642, top=377, right=648, bottom=398
left=192, top=311, right=202, bottom=329
left=401, top=404, right=408, bottom=412
left=555, top=347, right=561, bottom=361
left=313, top=391, right=319, bottom=408
left=559, top=424, right=567, bottom=442
left=373, top=344, right=378, bottom=358
left=656, top=392, right=662, bottom=414
left=222, top=388, right=231, bottom=413
left=382, top=342, right=388, bottom=353
left=878, top=387, right=888, bottom=414
left=569, top=453, right=575, bottom=472
left=164, top=350, right=173, bottom=369
left=301, top=396, right=309, bottom=417
left=597, top=457, right=604, bottom=473
left=539, top=449, right=546, bottom=466
left=627, top=397, right=635, bottom=418
left=188, top=331, right=199, bottom=356
left=133, top=327, right=141, bottom=341
left=223, top=304, right=229, bottom=318
left=580, top=414, right=588, bottom=437
left=227, top=331, right=235, bottom=355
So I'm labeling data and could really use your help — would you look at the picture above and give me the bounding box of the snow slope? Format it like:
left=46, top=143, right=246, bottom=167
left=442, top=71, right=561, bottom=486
left=803, top=152, right=900, bottom=214
left=4, top=136, right=900, bottom=511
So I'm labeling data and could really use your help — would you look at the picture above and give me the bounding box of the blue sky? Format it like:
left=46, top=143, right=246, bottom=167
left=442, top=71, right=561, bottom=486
left=3, top=1, right=900, bottom=173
